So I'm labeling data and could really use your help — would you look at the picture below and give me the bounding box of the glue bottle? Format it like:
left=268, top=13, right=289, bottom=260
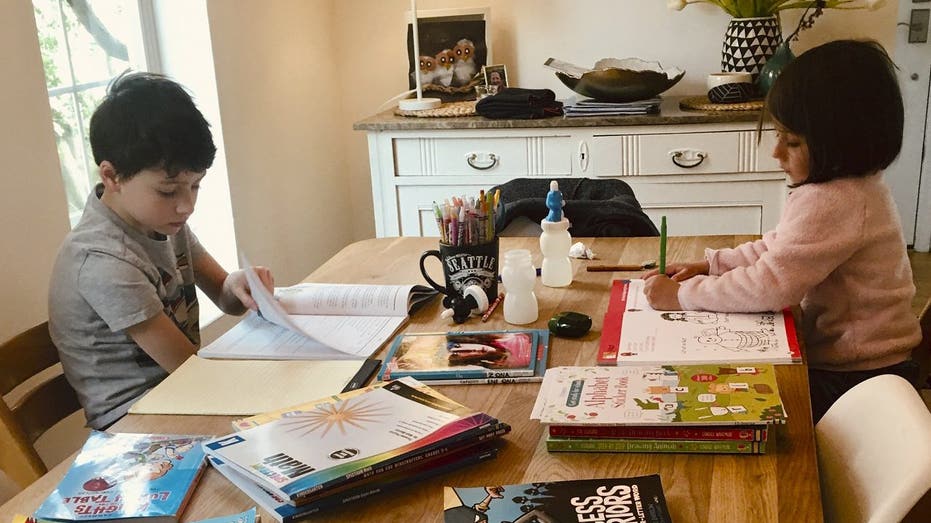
left=540, top=180, right=573, bottom=287
left=500, top=249, right=538, bottom=325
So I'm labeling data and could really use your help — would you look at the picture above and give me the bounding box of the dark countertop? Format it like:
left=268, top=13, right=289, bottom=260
left=352, top=95, right=764, bottom=131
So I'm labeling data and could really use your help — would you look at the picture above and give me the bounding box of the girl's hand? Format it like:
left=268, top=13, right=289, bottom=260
left=643, top=275, right=683, bottom=310
left=641, top=260, right=710, bottom=282
left=223, top=267, right=275, bottom=311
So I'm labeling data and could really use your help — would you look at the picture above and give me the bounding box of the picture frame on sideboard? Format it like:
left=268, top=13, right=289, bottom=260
left=406, top=7, right=491, bottom=102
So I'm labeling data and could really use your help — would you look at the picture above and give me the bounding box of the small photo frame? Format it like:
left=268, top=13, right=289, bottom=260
left=407, top=7, right=490, bottom=102
left=483, top=64, right=508, bottom=90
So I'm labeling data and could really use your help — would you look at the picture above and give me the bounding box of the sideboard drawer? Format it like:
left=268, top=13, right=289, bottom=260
left=591, top=129, right=780, bottom=176
left=394, top=136, right=574, bottom=176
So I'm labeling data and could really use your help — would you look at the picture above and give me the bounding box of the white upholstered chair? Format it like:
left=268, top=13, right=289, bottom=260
left=816, top=374, right=931, bottom=523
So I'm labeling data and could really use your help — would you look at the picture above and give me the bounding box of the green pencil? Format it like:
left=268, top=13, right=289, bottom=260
left=659, top=215, right=667, bottom=275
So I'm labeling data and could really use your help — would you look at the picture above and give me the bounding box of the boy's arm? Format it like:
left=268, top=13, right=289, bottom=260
left=192, top=250, right=274, bottom=315
left=125, top=313, right=198, bottom=372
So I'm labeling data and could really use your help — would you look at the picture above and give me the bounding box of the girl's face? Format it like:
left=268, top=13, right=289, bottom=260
left=771, top=122, right=810, bottom=185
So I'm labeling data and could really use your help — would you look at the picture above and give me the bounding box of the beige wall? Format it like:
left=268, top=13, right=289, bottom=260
left=0, top=1, right=69, bottom=340
left=332, top=0, right=898, bottom=240
left=207, top=0, right=353, bottom=286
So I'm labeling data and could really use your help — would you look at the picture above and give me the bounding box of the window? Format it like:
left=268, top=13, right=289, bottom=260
left=33, top=0, right=148, bottom=226
left=33, top=1, right=238, bottom=327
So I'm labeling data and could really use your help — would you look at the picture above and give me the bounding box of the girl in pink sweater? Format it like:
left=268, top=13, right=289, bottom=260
left=643, top=40, right=922, bottom=422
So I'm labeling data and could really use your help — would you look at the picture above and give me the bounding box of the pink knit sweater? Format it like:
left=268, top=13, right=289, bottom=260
left=678, top=173, right=920, bottom=371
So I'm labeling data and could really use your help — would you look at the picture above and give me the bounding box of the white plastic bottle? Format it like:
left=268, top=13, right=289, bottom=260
left=540, top=181, right=573, bottom=287
left=500, top=249, right=538, bottom=325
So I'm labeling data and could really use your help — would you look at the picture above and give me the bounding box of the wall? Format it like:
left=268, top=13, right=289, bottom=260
left=206, top=0, right=353, bottom=286
left=0, top=1, right=69, bottom=339
left=332, top=0, right=898, bottom=240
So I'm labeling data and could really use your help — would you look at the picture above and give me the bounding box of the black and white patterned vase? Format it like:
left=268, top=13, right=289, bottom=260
left=721, top=16, right=783, bottom=83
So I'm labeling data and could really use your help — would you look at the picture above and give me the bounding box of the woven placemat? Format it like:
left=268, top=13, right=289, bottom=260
left=680, top=95, right=764, bottom=112
left=395, top=101, right=477, bottom=118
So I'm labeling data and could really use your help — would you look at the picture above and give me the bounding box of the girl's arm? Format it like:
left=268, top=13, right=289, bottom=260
left=678, top=185, right=864, bottom=312
left=193, top=250, right=274, bottom=315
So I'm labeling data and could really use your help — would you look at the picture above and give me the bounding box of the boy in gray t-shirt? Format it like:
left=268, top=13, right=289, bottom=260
left=49, top=72, right=273, bottom=429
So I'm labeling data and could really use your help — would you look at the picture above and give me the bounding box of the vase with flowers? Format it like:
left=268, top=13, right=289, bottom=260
left=669, top=0, right=887, bottom=89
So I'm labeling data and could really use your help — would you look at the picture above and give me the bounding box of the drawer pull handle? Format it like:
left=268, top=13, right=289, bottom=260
left=466, top=153, right=498, bottom=170
left=670, top=150, right=706, bottom=169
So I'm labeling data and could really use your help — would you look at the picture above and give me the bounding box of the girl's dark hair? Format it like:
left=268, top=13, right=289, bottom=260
left=765, top=39, right=903, bottom=185
left=89, top=71, right=216, bottom=179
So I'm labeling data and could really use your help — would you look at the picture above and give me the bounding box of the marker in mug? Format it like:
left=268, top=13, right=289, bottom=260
left=659, top=215, right=667, bottom=275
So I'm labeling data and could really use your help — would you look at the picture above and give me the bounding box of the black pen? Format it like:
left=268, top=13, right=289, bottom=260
left=342, top=359, right=382, bottom=392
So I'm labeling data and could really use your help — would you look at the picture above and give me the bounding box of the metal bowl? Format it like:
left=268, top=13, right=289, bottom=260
left=556, top=58, right=685, bottom=103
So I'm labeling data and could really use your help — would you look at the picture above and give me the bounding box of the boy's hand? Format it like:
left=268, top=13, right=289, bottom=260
left=641, top=260, right=710, bottom=282
left=643, top=275, right=682, bottom=310
left=224, top=267, right=275, bottom=311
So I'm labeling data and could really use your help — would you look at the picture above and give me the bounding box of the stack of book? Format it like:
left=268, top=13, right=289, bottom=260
left=205, top=377, right=509, bottom=522
left=377, top=329, right=550, bottom=385
left=532, top=364, right=786, bottom=454
left=562, top=97, right=662, bottom=117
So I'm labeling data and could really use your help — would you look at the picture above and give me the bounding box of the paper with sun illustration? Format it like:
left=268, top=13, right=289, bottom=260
left=201, top=378, right=493, bottom=500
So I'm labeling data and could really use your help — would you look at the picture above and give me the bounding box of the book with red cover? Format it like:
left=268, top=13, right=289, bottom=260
left=598, top=279, right=801, bottom=366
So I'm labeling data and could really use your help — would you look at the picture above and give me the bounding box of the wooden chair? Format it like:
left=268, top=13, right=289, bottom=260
left=0, top=322, right=82, bottom=489
left=916, top=297, right=931, bottom=390
left=816, top=374, right=931, bottom=523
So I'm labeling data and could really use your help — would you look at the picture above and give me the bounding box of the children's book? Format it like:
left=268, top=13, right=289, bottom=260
left=548, top=423, right=768, bottom=441
left=209, top=445, right=499, bottom=522
left=378, top=330, right=539, bottom=381
left=443, top=474, right=672, bottom=523
left=201, top=378, right=505, bottom=501
left=416, top=330, right=551, bottom=385
left=34, top=432, right=210, bottom=522
left=531, top=365, right=787, bottom=426
left=545, top=437, right=767, bottom=454
left=598, top=279, right=801, bottom=366
left=198, top=267, right=436, bottom=360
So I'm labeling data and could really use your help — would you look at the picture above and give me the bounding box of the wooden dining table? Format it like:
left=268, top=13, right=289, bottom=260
left=0, top=235, right=823, bottom=522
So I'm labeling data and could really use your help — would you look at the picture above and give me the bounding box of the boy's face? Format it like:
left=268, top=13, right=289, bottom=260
left=101, top=164, right=205, bottom=237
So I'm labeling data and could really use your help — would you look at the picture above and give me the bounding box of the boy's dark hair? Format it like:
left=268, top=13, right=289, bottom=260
left=765, top=39, right=903, bottom=185
left=89, top=71, right=216, bottom=179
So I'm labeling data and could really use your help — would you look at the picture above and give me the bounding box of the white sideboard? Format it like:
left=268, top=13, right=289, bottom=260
left=354, top=98, right=785, bottom=238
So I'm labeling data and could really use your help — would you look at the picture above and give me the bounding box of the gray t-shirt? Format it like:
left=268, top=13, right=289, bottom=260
left=49, top=185, right=205, bottom=429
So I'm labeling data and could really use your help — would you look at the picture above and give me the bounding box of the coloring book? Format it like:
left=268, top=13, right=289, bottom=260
left=34, top=432, right=210, bottom=522
left=599, top=279, right=801, bottom=365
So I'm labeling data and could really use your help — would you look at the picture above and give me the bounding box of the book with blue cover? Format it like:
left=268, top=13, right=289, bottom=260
left=378, top=330, right=540, bottom=381
left=34, top=431, right=210, bottom=522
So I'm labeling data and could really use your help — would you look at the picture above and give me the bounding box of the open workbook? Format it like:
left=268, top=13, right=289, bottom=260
left=598, top=279, right=801, bottom=366
left=198, top=264, right=435, bottom=360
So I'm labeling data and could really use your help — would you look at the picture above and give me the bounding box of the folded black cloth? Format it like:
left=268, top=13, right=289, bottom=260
left=476, top=88, right=564, bottom=119
left=489, top=178, right=659, bottom=237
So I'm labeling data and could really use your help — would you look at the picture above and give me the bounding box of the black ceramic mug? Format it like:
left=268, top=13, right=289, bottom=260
left=419, top=237, right=499, bottom=306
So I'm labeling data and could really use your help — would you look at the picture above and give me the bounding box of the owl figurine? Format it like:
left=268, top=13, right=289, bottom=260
left=434, top=49, right=455, bottom=87
left=412, top=55, right=437, bottom=86
left=452, top=38, right=477, bottom=87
